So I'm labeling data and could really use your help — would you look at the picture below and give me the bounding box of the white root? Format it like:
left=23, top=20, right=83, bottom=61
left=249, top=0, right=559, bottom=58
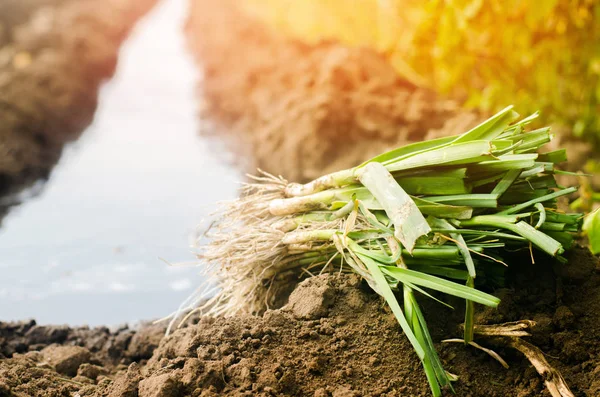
left=163, top=170, right=378, bottom=329
left=442, top=338, right=510, bottom=369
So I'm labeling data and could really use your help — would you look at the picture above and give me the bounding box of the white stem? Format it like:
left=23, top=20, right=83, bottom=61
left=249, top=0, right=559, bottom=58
left=283, top=169, right=355, bottom=197
left=282, top=230, right=336, bottom=245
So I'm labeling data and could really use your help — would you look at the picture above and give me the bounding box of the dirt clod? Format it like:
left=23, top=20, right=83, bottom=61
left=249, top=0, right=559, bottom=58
left=41, top=344, right=91, bottom=376
left=24, top=324, right=69, bottom=346
left=285, top=274, right=337, bottom=320
left=138, top=373, right=183, bottom=397
left=553, top=305, right=576, bottom=330
left=103, top=362, right=142, bottom=397
left=126, top=323, right=166, bottom=361
left=77, top=363, right=108, bottom=381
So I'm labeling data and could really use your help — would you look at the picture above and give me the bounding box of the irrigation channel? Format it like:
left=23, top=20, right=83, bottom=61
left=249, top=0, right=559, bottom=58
left=0, top=0, right=241, bottom=326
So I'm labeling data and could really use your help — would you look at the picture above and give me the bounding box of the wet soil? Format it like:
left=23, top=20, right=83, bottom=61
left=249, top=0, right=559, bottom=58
left=1, top=246, right=598, bottom=396
left=0, top=0, right=157, bottom=223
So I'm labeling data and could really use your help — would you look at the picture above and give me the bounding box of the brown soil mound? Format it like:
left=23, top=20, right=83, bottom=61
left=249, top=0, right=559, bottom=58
left=0, top=0, right=157, bottom=223
left=185, top=0, right=599, bottom=190
left=1, top=247, right=599, bottom=396
left=186, top=0, right=479, bottom=183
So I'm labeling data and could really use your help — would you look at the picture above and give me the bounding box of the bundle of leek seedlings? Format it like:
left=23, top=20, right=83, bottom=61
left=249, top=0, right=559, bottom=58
left=177, top=106, right=582, bottom=396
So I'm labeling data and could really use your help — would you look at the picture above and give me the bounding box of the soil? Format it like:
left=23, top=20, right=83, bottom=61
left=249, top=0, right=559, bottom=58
left=0, top=0, right=157, bottom=224
left=0, top=320, right=167, bottom=396
left=1, top=246, right=598, bottom=396
left=185, top=0, right=481, bottom=184
left=185, top=0, right=599, bottom=188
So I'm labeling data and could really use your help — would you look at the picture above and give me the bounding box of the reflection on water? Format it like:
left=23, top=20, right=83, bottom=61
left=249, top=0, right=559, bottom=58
left=0, top=0, right=241, bottom=326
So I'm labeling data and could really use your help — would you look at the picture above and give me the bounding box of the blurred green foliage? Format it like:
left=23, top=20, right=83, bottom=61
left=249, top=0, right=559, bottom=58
left=410, top=0, right=600, bottom=141
left=243, top=0, right=600, bottom=143
left=584, top=208, right=600, bottom=254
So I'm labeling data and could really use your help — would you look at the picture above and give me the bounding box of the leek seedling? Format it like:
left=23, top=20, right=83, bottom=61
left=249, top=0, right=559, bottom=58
left=174, top=106, right=581, bottom=396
